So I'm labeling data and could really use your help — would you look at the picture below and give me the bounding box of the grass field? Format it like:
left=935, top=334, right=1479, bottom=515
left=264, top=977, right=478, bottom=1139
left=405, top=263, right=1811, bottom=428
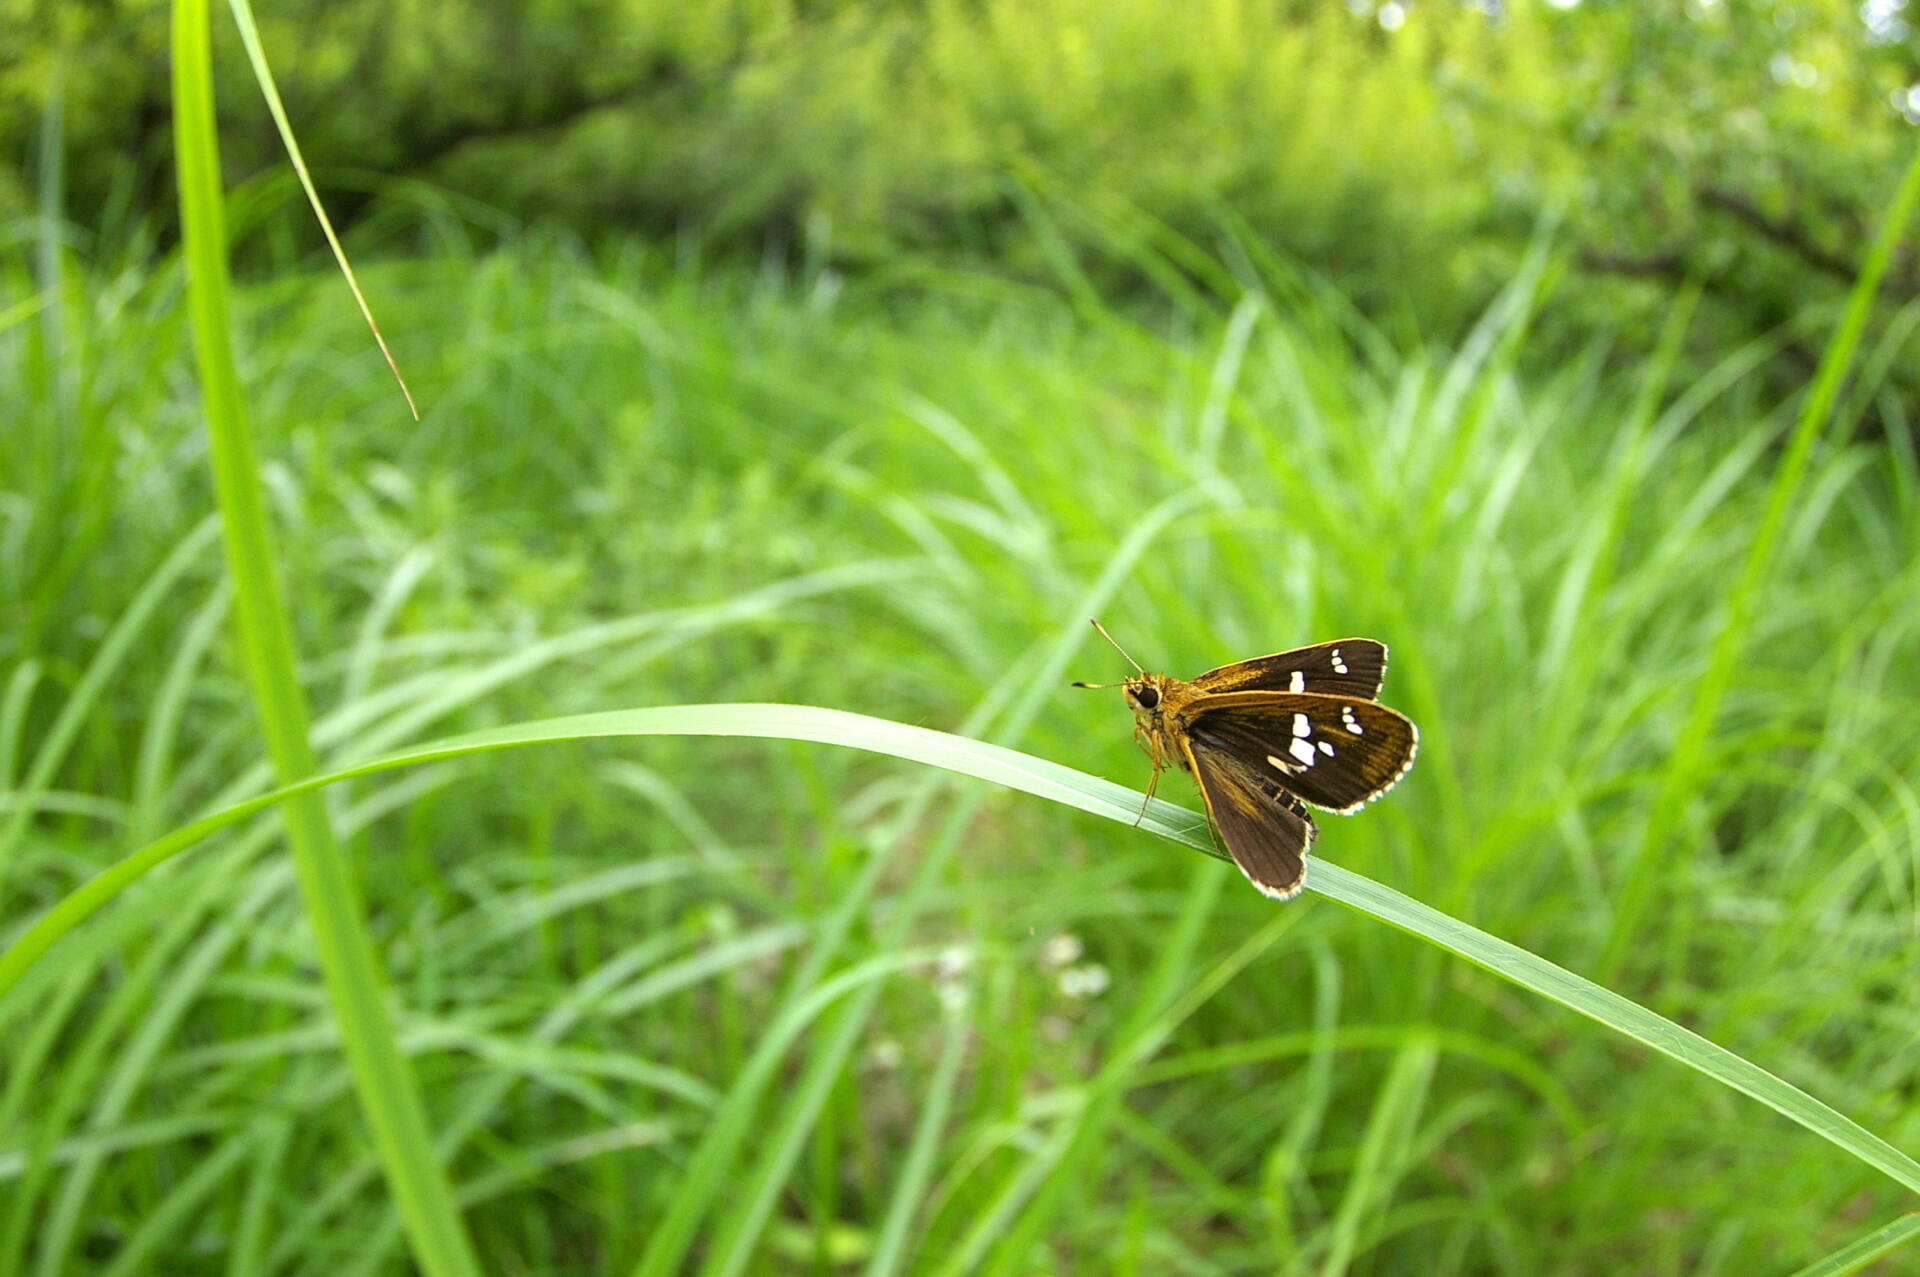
left=6, top=193, right=1920, bottom=1275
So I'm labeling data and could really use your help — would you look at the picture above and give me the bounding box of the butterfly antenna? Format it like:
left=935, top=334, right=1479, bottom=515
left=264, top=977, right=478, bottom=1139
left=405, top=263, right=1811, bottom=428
left=1087, top=618, right=1145, bottom=673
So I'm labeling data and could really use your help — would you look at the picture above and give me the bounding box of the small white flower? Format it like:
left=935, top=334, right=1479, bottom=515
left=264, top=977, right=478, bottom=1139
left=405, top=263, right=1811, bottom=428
left=1041, top=933, right=1083, bottom=968
left=936, top=981, right=970, bottom=1014
left=1895, top=83, right=1920, bottom=125
left=932, top=945, right=974, bottom=1013
left=937, top=945, right=972, bottom=981
left=1058, top=963, right=1111, bottom=999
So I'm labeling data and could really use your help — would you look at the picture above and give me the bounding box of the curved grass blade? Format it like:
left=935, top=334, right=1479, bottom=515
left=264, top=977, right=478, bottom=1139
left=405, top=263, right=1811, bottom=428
left=2, top=702, right=1916, bottom=1201
left=1786, top=1214, right=1920, bottom=1277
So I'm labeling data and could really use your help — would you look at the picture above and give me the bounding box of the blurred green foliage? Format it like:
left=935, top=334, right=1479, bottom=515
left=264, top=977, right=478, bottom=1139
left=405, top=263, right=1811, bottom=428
left=8, top=4, right=1920, bottom=1269
left=7, top=0, right=1919, bottom=354
left=7, top=226, right=1920, bottom=1274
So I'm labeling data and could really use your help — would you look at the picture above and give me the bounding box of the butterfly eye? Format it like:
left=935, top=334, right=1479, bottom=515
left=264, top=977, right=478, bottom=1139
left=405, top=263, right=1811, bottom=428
left=1134, top=685, right=1160, bottom=709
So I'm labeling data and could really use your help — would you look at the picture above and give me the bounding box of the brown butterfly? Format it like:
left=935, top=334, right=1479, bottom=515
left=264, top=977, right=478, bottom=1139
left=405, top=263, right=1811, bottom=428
left=1075, top=621, right=1417, bottom=900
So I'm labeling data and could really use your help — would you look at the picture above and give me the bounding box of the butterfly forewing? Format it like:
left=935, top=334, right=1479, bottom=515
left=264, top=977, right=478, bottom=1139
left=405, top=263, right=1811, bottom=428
left=1180, top=738, right=1317, bottom=899
left=1190, top=639, right=1387, bottom=701
left=1186, top=691, right=1417, bottom=815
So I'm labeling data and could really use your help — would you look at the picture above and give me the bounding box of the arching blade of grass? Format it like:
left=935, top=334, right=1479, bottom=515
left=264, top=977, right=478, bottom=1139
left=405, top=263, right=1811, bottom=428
left=1786, top=1214, right=1920, bottom=1277
left=169, top=2, right=479, bottom=1273
left=5, top=702, right=1917, bottom=1202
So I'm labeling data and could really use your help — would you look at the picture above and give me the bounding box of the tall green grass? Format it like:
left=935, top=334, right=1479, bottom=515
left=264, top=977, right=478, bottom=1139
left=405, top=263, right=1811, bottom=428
left=169, top=1, right=477, bottom=1272
left=5, top=142, right=1920, bottom=1275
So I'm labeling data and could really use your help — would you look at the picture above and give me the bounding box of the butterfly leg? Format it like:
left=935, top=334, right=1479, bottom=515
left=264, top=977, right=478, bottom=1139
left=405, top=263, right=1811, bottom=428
left=1131, top=761, right=1162, bottom=828
left=1195, top=798, right=1228, bottom=861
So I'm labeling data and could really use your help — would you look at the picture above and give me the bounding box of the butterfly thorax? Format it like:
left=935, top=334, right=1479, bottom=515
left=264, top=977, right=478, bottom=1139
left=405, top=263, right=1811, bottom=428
left=1123, top=673, right=1199, bottom=774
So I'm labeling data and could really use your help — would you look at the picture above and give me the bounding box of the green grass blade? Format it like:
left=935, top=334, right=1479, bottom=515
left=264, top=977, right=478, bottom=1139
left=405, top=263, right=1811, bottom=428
left=168, top=2, right=480, bottom=1272
left=0, top=517, right=219, bottom=888
left=665, top=495, right=1205, bottom=1277
left=1605, top=139, right=1920, bottom=975
left=863, top=983, right=975, bottom=1277
left=226, top=1117, right=291, bottom=1277
left=0, top=661, right=43, bottom=801
left=222, top=0, right=416, bottom=415
left=95, top=1132, right=252, bottom=1277
left=1316, top=859, right=1920, bottom=1196
left=1785, top=1214, right=1920, bottom=1277
left=1138, top=1026, right=1581, bottom=1146
left=974, top=865, right=1236, bottom=1276
left=1317, top=1041, right=1438, bottom=1276
left=6, top=702, right=1919, bottom=1203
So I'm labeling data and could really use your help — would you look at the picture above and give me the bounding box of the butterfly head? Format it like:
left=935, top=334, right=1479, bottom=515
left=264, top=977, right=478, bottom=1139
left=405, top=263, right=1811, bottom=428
left=1074, top=621, right=1179, bottom=726
left=1122, top=673, right=1175, bottom=721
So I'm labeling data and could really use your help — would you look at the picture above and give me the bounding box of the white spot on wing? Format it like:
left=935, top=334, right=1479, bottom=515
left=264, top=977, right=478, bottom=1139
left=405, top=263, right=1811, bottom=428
left=1341, top=706, right=1363, bottom=734
left=1267, top=753, right=1296, bottom=773
left=1289, top=737, right=1317, bottom=767
left=1330, top=648, right=1348, bottom=674
left=1327, top=716, right=1418, bottom=815
left=1318, top=740, right=1333, bottom=756
left=1288, top=669, right=1304, bottom=693
left=1292, top=713, right=1310, bottom=738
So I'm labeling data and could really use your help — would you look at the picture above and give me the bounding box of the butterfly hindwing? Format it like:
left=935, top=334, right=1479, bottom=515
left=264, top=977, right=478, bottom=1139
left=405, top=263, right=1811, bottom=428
left=1184, top=691, right=1417, bottom=815
left=1181, top=737, right=1317, bottom=899
left=1189, top=638, right=1387, bottom=701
